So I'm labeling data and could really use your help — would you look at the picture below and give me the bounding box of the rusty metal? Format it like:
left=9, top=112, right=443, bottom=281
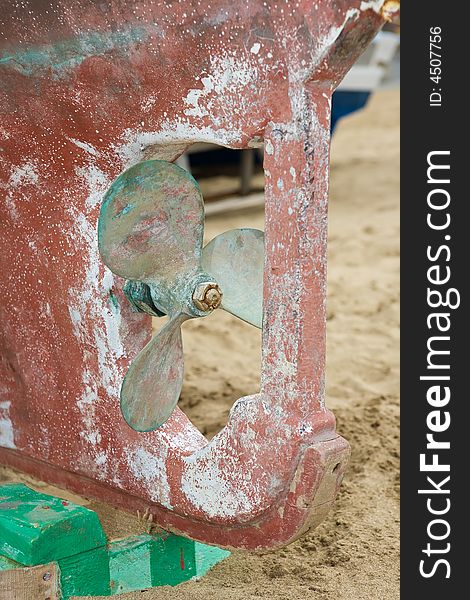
left=192, top=283, right=223, bottom=312
left=0, top=0, right=399, bottom=551
left=120, top=313, right=187, bottom=432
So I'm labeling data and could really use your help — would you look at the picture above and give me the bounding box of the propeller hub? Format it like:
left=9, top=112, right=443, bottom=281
left=192, top=282, right=223, bottom=312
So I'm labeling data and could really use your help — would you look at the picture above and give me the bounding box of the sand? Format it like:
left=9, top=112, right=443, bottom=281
left=0, top=89, right=399, bottom=599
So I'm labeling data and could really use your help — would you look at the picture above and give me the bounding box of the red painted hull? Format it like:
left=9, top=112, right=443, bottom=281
left=0, top=1, right=397, bottom=549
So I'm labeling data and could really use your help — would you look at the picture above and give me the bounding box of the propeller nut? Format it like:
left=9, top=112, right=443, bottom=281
left=192, top=282, right=223, bottom=312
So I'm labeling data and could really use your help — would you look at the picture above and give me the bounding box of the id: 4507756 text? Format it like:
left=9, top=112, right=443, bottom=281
left=429, top=26, right=443, bottom=107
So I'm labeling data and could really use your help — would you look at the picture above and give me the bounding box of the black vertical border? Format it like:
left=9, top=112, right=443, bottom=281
left=401, top=2, right=468, bottom=596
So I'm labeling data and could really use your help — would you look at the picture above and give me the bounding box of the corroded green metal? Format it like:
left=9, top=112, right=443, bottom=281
left=98, top=159, right=264, bottom=432
left=120, top=313, right=187, bottom=432
left=98, top=160, right=206, bottom=296
left=201, top=228, right=264, bottom=328
left=124, top=280, right=166, bottom=317
left=0, top=27, right=149, bottom=76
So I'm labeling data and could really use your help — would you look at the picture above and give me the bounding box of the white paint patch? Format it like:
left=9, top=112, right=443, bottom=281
left=1, top=160, right=41, bottom=220
left=183, top=52, right=257, bottom=119
left=95, top=452, right=107, bottom=466
left=201, top=76, right=214, bottom=92
left=67, top=165, right=124, bottom=449
left=141, top=95, right=157, bottom=112
left=4, top=196, right=19, bottom=220
left=114, top=122, right=241, bottom=169
left=0, top=401, right=16, bottom=449
left=265, top=139, right=274, bottom=155
left=0, top=126, right=11, bottom=140
left=115, top=47, right=278, bottom=167
left=67, top=137, right=98, bottom=157
left=82, top=428, right=101, bottom=445
left=313, top=7, right=361, bottom=61
left=250, top=42, right=261, bottom=55
left=126, top=446, right=173, bottom=508
left=69, top=307, right=82, bottom=327
left=183, top=88, right=210, bottom=118
left=75, top=165, right=110, bottom=208
left=277, top=178, right=284, bottom=190
left=67, top=195, right=122, bottom=388
left=77, top=381, right=102, bottom=447
left=101, top=270, right=125, bottom=366
left=289, top=166, right=296, bottom=181
left=181, top=458, right=253, bottom=518
left=210, top=53, right=257, bottom=90
left=8, top=161, right=39, bottom=187
left=160, top=419, right=208, bottom=453
left=360, top=0, right=386, bottom=13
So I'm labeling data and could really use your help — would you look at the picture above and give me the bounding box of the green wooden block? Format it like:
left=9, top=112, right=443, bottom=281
left=0, top=554, right=22, bottom=571
left=0, top=483, right=106, bottom=566
left=108, top=535, right=154, bottom=594
left=150, top=533, right=230, bottom=586
left=108, top=533, right=230, bottom=593
left=150, top=532, right=198, bottom=585
left=194, top=541, right=231, bottom=578
left=0, top=483, right=229, bottom=595
left=58, top=544, right=110, bottom=599
left=108, top=533, right=197, bottom=592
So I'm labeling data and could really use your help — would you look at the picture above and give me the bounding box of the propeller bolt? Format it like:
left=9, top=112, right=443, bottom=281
left=192, top=282, right=223, bottom=312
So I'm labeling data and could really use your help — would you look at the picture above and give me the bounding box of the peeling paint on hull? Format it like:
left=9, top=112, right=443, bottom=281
left=0, top=0, right=396, bottom=550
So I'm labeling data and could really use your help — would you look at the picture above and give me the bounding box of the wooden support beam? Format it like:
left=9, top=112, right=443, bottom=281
left=0, top=484, right=106, bottom=566
left=58, top=545, right=110, bottom=598
left=0, top=484, right=229, bottom=597
left=0, top=562, right=59, bottom=600
left=107, top=533, right=230, bottom=592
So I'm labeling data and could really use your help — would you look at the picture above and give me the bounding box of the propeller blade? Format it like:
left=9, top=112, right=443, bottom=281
left=201, top=228, right=264, bottom=328
left=120, top=314, right=187, bottom=431
left=98, top=160, right=204, bottom=284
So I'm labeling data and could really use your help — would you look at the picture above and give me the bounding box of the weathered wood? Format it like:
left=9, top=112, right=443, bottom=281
left=0, top=534, right=230, bottom=598
left=150, top=532, right=228, bottom=586
left=0, top=562, right=59, bottom=600
left=0, top=484, right=106, bottom=566
left=194, top=540, right=231, bottom=578
left=108, top=536, right=155, bottom=594
left=0, top=555, right=21, bottom=571
left=0, top=484, right=229, bottom=596
left=107, top=532, right=229, bottom=592
left=58, top=545, right=110, bottom=598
